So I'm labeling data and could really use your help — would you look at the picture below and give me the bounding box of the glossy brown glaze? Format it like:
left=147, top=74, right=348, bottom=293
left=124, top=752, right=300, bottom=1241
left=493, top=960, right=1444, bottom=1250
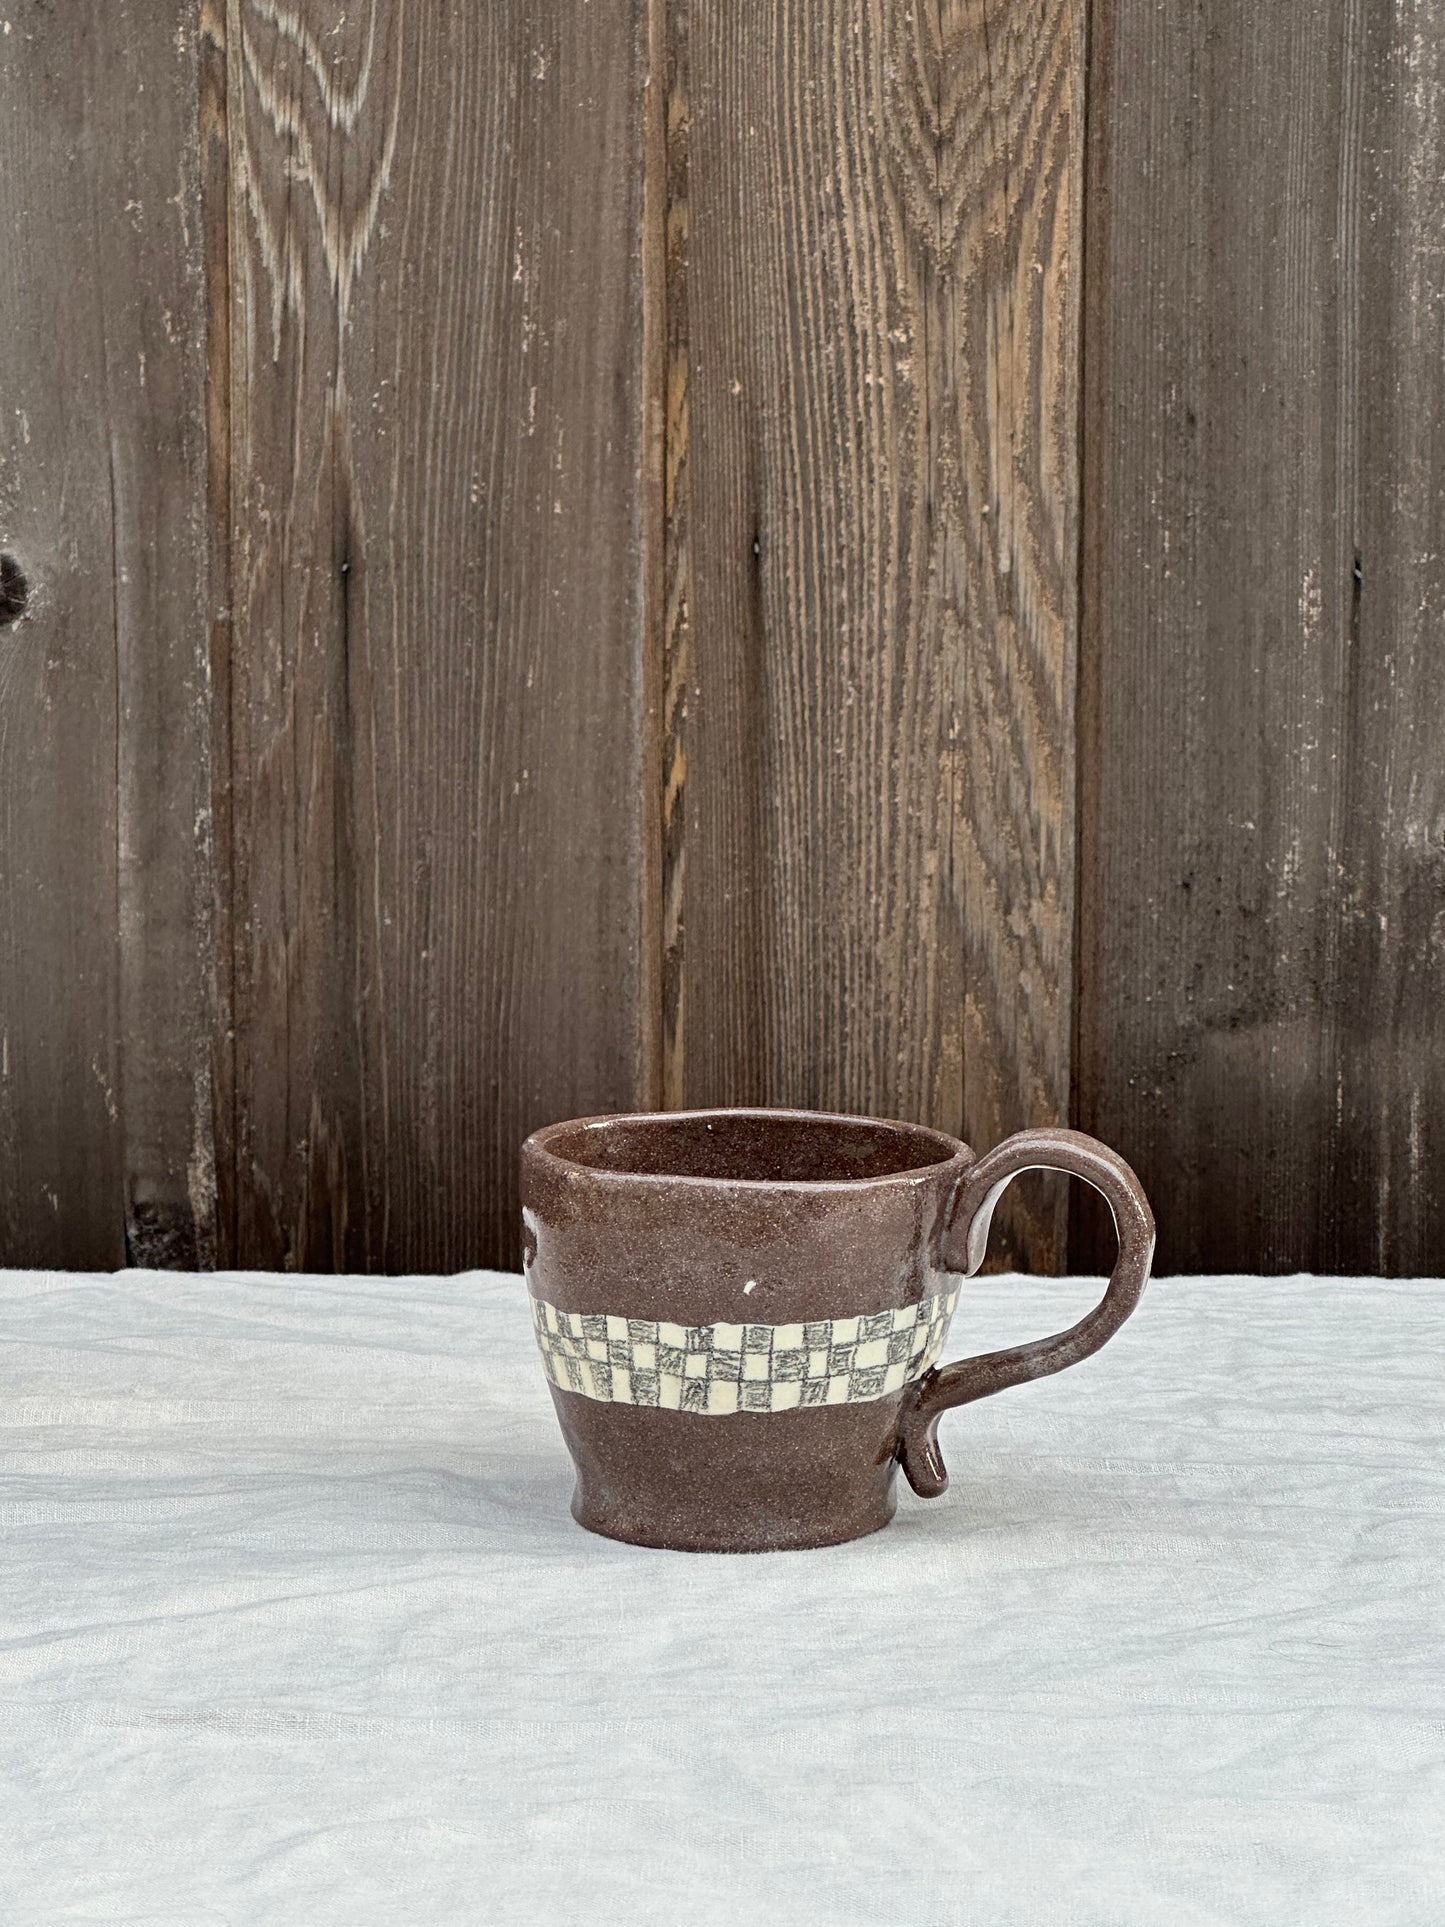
left=521, top=1109, right=1154, bottom=1552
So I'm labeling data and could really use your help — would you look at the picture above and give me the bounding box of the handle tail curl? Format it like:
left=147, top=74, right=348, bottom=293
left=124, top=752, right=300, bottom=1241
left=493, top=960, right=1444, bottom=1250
left=898, top=1128, right=1155, bottom=1498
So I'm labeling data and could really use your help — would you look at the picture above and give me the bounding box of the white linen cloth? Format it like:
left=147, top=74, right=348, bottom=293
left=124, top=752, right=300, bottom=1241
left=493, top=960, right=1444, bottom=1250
left=0, top=1266, right=1440, bottom=1926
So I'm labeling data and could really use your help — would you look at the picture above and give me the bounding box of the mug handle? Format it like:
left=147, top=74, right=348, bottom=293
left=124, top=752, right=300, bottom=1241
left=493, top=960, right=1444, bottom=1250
left=898, top=1127, right=1155, bottom=1497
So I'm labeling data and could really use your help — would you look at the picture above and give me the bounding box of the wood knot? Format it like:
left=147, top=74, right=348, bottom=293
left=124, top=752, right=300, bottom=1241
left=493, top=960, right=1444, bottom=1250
left=0, top=553, right=28, bottom=626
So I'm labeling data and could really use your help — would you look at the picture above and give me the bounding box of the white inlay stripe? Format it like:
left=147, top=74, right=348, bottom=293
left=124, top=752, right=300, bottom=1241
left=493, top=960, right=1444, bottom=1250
left=529, top=1287, right=960, bottom=1414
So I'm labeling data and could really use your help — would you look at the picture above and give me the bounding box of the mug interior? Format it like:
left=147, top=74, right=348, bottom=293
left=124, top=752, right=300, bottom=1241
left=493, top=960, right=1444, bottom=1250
left=537, top=1109, right=962, bottom=1185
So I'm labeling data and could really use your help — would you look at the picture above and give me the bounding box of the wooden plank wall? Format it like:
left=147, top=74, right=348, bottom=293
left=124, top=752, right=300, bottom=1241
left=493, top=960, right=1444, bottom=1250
left=0, top=0, right=1440, bottom=1275
left=0, top=5, right=213, bottom=1268
left=1077, top=0, right=1445, bottom=1274
left=215, top=0, right=654, bottom=1272
left=676, top=0, right=1084, bottom=1270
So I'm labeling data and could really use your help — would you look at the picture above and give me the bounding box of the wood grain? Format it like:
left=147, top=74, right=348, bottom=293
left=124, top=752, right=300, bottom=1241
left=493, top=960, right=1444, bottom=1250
left=6, top=0, right=1442, bottom=1280
left=930, top=0, right=1085, bottom=1268
left=0, top=4, right=213, bottom=1268
left=676, top=0, right=1084, bottom=1268
left=1077, top=0, right=1445, bottom=1273
left=219, top=0, right=655, bottom=1270
left=658, top=0, right=691, bottom=1111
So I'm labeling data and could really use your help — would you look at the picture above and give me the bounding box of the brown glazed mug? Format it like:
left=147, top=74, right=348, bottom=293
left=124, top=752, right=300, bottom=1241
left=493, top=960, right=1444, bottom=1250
left=521, top=1108, right=1154, bottom=1552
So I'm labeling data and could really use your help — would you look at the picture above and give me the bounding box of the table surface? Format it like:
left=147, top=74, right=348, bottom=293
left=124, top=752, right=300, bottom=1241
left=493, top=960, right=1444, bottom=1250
left=1, top=1267, right=1441, bottom=1926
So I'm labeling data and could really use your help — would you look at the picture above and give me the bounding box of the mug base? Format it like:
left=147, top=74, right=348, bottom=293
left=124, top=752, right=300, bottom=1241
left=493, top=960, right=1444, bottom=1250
left=570, top=1485, right=897, bottom=1554
left=550, top=1384, right=908, bottom=1553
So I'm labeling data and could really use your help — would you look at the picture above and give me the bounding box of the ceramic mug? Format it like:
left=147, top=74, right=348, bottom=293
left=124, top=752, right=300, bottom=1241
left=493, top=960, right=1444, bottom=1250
left=521, top=1108, right=1154, bottom=1552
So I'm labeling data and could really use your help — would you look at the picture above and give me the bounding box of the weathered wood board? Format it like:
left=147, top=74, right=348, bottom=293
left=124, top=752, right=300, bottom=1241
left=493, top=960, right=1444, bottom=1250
left=0, top=4, right=213, bottom=1268
left=675, top=0, right=1085, bottom=1270
left=1077, top=0, right=1445, bottom=1273
left=217, top=0, right=656, bottom=1270
left=1, top=0, right=1441, bottom=1276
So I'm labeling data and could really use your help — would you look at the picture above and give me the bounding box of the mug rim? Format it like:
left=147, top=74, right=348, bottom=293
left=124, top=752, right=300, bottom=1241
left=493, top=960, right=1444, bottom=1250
left=524, top=1105, right=972, bottom=1194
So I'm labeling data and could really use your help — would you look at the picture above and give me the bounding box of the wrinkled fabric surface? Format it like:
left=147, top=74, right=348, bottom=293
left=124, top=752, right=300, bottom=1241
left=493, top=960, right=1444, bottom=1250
left=1, top=1267, right=1440, bottom=1926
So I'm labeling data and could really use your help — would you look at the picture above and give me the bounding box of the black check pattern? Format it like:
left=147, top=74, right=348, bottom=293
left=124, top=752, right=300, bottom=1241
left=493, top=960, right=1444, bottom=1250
left=530, top=1287, right=960, bottom=1414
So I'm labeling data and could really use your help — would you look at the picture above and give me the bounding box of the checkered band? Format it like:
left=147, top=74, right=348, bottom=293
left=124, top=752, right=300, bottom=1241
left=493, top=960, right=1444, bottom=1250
left=529, top=1286, right=960, bottom=1415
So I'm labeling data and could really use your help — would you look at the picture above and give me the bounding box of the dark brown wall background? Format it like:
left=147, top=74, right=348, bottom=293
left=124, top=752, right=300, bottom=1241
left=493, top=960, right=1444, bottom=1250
left=0, top=0, right=1440, bottom=1277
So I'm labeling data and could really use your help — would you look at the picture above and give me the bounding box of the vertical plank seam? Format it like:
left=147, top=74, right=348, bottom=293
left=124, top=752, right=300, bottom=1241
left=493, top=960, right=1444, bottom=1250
left=640, top=0, right=669, bottom=1110
left=203, top=0, right=239, bottom=1267
left=926, top=0, right=956, bottom=1148
left=660, top=0, right=690, bottom=1110
left=1319, top=0, right=1364, bottom=1270
left=105, top=434, right=127, bottom=1258
left=1070, top=0, right=1117, bottom=1272
left=1070, top=0, right=1104, bottom=1267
